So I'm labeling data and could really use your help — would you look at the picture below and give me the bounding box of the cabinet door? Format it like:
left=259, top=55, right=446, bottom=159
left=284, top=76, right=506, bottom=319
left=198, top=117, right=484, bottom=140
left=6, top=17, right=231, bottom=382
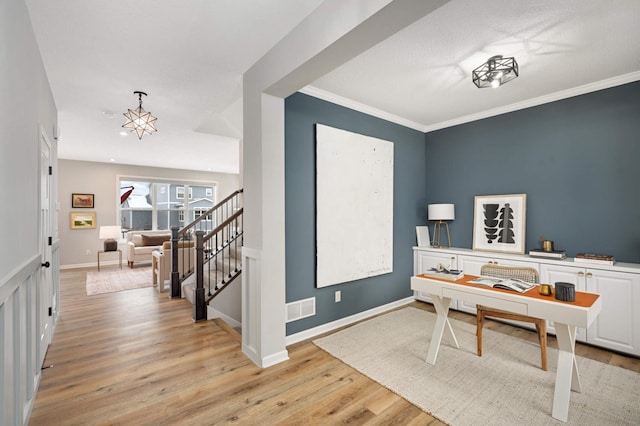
left=457, top=255, right=538, bottom=315
left=413, top=250, right=457, bottom=306
left=539, top=263, right=587, bottom=341
left=586, top=269, right=640, bottom=356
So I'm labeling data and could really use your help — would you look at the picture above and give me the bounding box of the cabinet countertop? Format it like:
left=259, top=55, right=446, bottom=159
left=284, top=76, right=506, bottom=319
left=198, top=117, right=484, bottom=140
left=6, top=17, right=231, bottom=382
left=413, top=246, right=640, bottom=274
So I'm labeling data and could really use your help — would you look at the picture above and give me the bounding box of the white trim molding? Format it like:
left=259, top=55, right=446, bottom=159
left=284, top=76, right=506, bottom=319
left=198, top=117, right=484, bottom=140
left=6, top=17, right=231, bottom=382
left=301, top=71, right=640, bottom=134
left=285, top=296, right=415, bottom=346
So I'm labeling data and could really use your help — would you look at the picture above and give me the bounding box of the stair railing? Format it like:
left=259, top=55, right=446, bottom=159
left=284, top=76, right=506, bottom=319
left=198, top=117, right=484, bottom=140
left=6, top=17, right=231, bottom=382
left=192, top=208, right=243, bottom=321
left=170, top=189, right=242, bottom=298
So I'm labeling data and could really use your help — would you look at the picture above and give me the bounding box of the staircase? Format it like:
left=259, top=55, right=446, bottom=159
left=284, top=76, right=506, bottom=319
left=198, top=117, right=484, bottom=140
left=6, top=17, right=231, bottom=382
left=170, top=189, right=243, bottom=322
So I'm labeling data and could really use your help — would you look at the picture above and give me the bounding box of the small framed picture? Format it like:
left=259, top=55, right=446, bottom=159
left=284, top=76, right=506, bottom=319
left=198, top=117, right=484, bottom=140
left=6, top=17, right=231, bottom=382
left=473, top=193, right=527, bottom=254
left=72, top=193, right=94, bottom=208
left=70, top=212, right=96, bottom=229
left=416, top=226, right=431, bottom=247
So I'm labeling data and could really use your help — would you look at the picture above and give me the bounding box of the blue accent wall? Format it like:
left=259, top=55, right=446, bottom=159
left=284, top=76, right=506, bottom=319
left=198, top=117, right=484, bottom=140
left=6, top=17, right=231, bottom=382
left=285, top=81, right=640, bottom=335
left=285, top=92, right=427, bottom=335
left=425, top=81, right=640, bottom=263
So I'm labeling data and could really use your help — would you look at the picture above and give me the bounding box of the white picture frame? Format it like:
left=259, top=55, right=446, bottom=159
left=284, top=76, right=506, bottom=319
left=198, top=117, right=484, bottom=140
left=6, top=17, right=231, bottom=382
left=473, top=193, right=527, bottom=254
left=416, top=226, right=431, bottom=247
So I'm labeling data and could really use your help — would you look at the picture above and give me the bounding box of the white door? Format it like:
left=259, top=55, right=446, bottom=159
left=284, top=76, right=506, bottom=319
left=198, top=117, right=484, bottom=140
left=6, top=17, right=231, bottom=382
left=39, top=130, right=54, bottom=366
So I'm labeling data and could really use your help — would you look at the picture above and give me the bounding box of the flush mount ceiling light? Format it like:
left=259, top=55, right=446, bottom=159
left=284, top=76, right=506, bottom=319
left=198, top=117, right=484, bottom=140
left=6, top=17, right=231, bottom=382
left=122, top=91, right=157, bottom=140
left=472, top=55, right=519, bottom=89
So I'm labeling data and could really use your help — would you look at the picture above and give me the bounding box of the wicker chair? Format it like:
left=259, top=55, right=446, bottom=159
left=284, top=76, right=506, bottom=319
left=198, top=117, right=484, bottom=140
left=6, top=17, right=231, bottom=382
left=476, top=264, right=548, bottom=371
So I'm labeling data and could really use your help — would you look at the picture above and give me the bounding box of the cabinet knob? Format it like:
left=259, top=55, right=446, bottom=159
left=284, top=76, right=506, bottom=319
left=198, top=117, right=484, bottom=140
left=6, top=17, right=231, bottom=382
left=586, top=272, right=593, bottom=278
left=450, top=256, right=455, bottom=261
left=578, top=271, right=585, bottom=276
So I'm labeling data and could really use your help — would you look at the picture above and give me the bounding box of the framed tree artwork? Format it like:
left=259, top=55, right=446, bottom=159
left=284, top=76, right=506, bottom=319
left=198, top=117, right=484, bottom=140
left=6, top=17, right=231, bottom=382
left=472, top=194, right=527, bottom=254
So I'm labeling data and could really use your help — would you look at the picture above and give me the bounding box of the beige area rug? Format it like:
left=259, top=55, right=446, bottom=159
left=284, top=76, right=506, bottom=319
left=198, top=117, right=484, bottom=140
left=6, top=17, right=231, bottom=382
left=86, top=266, right=154, bottom=295
left=313, top=307, right=640, bottom=425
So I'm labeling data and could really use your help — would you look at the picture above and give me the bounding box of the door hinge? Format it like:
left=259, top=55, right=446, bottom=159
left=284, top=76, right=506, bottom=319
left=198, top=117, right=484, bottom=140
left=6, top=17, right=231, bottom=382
left=48, top=307, right=53, bottom=316
left=48, top=236, right=52, bottom=246
left=49, top=166, right=53, bottom=175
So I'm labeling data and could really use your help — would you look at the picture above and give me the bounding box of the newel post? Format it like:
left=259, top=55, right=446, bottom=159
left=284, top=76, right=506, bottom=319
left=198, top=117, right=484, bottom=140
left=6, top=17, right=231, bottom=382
left=193, top=230, right=207, bottom=321
left=170, top=226, right=181, bottom=298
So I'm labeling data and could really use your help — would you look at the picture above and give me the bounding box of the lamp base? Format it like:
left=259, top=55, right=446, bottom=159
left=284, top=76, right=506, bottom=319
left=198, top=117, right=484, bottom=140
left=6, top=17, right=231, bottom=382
left=431, top=221, right=451, bottom=248
left=104, top=239, right=118, bottom=252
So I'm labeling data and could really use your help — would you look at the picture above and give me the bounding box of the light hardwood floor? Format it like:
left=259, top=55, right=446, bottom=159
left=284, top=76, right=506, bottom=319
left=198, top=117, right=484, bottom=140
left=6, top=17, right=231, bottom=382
left=30, top=268, right=639, bottom=425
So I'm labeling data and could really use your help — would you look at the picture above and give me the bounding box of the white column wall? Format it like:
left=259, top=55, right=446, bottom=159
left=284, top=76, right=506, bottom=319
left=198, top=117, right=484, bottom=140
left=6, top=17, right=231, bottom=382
left=241, top=0, right=450, bottom=367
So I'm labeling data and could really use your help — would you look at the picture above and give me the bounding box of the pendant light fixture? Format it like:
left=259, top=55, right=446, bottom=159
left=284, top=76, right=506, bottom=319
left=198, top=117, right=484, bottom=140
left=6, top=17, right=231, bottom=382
left=122, top=91, right=157, bottom=139
left=472, top=55, right=518, bottom=88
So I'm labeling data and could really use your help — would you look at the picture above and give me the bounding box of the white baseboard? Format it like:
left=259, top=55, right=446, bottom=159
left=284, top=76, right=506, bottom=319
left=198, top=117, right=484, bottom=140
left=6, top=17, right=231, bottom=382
left=242, top=343, right=289, bottom=368
left=207, top=306, right=242, bottom=329
left=285, top=296, right=415, bottom=346
left=260, top=350, right=290, bottom=368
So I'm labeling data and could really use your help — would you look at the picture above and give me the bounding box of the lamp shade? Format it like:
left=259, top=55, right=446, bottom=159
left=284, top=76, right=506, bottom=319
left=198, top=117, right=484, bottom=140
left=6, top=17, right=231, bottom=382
left=99, top=226, right=121, bottom=240
left=428, top=204, right=455, bottom=221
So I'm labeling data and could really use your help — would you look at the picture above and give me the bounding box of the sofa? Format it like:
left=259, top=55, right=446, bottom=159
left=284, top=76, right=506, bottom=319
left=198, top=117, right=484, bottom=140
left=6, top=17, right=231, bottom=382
left=152, top=240, right=195, bottom=292
left=126, top=230, right=171, bottom=268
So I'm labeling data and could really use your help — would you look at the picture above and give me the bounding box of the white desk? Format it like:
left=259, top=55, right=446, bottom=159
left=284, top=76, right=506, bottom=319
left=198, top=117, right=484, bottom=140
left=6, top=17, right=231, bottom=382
left=411, top=274, right=601, bottom=423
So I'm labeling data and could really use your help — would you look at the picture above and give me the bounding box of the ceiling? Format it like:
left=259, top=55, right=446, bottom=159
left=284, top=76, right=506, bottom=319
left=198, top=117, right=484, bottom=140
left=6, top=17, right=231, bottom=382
left=26, top=0, right=640, bottom=174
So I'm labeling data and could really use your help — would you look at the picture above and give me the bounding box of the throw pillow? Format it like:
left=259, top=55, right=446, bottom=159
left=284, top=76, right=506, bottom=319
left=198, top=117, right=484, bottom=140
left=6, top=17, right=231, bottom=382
left=141, top=234, right=170, bottom=247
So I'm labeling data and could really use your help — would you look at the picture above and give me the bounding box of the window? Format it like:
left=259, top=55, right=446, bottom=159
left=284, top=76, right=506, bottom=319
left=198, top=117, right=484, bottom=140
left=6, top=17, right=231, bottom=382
left=176, top=186, right=192, bottom=200
left=194, top=208, right=212, bottom=221
left=119, top=179, right=216, bottom=231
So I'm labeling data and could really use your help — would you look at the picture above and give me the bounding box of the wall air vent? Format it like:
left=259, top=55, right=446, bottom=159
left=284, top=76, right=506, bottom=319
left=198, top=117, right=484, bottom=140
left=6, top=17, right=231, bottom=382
left=286, top=297, right=316, bottom=323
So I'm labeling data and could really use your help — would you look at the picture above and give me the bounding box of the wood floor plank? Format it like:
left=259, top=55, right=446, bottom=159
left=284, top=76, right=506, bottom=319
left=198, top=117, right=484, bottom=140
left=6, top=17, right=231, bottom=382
left=28, top=268, right=639, bottom=425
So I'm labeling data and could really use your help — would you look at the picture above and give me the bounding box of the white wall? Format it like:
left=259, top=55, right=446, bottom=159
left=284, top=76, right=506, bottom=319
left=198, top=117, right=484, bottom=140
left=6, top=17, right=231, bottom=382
left=0, top=0, right=57, bottom=279
left=58, top=159, right=240, bottom=267
left=1, top=0, right=58, bottom=424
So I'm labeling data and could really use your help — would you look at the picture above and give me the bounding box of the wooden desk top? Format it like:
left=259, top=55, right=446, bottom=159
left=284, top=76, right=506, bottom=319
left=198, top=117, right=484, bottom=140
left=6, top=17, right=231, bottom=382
left=417, top=274, right=600, bottom=308
left=413, top=274, right=601, bottom=327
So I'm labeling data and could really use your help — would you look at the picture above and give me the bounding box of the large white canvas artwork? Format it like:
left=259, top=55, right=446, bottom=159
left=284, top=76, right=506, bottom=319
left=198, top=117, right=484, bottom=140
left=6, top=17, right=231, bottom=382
left=315, top=124, right=394, bottom=288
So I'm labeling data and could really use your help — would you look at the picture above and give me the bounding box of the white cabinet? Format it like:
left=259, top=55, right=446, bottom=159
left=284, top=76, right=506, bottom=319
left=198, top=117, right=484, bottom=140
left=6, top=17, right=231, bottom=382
left=413, top=246, right=640, bottom=356
left=585, top=268, right=640, bottom=356
left=541, top=263, right=640, bottom=354
left=413, top=248, right=458, bottom=306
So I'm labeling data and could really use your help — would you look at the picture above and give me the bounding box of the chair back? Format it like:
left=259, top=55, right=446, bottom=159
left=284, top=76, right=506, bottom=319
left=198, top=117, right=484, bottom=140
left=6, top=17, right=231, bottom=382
left=480, top=264, right=539, bottom=283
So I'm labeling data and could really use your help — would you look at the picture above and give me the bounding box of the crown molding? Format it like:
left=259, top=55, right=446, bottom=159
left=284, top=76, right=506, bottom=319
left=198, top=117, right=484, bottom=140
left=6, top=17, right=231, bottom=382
left=298, top=86, right=426, bottom=132
left=423, top=71, right=640, bottom=132
left=300, top=71, right=640, bottom=134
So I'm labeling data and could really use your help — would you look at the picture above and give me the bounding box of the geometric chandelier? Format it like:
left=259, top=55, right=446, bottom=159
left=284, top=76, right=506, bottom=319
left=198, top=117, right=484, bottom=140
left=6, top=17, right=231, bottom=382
left=122, top=91, right=157, bottom=140
left=472, top=55, right=519, bottom=89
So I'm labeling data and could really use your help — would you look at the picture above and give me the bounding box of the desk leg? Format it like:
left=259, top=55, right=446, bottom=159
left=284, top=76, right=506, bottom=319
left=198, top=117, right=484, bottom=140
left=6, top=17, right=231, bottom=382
left=552, top=323, right=581, bottom=422
left=426, top=295, right=459, bottom=365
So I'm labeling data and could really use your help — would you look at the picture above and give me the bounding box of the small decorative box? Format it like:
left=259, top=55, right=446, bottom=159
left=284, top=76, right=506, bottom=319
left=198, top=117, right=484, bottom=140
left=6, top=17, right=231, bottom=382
left=555, top=282, right=575, bottom=302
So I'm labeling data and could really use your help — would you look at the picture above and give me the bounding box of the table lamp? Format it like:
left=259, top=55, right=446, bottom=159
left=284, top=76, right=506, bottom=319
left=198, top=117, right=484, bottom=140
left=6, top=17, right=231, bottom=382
left=428, top=204, right=455, bottom=248
left=99, top=225, right=121, bottom=252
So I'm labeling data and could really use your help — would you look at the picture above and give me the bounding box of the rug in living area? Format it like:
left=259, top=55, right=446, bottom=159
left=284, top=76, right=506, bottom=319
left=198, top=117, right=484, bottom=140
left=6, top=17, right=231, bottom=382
left=86, top=266, right=153, bottom=295
left=313, top=307, right=640, bottom=426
